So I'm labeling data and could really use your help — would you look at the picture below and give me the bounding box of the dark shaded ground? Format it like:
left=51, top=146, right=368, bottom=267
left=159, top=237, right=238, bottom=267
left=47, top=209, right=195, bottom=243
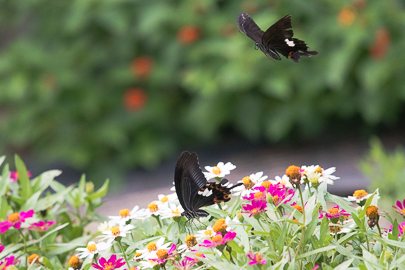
left=100, top=132, right=405, bottom=215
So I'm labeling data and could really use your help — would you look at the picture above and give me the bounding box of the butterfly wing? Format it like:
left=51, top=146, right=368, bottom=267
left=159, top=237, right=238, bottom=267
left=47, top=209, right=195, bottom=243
left=237, top=13, right=264, bottom=44
left=262, top=15, right=318, bottom=62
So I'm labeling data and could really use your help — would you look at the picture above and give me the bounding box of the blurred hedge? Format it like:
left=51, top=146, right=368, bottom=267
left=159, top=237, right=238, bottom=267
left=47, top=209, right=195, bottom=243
left=0, top=0, right=404, bottom=172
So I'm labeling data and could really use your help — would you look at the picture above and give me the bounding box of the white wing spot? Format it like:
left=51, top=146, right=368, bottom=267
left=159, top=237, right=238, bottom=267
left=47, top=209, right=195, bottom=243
left=285, top=39, right=295, bottom=47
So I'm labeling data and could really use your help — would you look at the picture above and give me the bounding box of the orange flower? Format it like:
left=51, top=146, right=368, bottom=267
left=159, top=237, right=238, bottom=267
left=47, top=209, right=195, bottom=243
left=177, top=26, right=200, bottom=44
left=123, top=88, right=147, bottom=111
left=338, top=7, right=356, bottom=26
left=131, top=57, right=153, bottom=79
left=370, top=28, right=390, bottom=59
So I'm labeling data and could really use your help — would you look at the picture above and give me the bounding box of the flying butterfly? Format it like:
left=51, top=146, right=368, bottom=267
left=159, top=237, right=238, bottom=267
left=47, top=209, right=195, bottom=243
left=237, top=13, right=318, bottom=62
left=174, top=151, right=242, bottom=219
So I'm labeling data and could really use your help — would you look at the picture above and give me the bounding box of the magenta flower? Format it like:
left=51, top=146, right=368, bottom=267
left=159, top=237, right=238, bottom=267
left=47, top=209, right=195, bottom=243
left=266, top=183, right=295, bottom=206
left=0, top=244, right=4, bottom=253
left=150, top=243, right=177, bottom=265
left=28, top=220, right=56, bottom=232
left=393, top=199, right=405, bottom=216
left=9, top=171, right=32, bottom=182
left=319, top=205, right=350, bottom=222
left=247, top=251, right=266, bottom=265
left=0, top=255, right=17, bottom=269
left=92, top=254, right=126, bottom=270
left=243, top=186, right=267, bottom=201
left=174, top=256, right=199, bottom=270
left=200, top=231, right=236, bottom=248
left=242, top=200, right=267, bottom=217
left=0, top=209, right=35, bottom=234
left=312, top=264, right=320, bottom=270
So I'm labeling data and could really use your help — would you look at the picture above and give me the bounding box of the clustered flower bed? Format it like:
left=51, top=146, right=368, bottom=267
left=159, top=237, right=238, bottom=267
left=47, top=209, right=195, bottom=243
left=0, top=155, right=404, bottom=269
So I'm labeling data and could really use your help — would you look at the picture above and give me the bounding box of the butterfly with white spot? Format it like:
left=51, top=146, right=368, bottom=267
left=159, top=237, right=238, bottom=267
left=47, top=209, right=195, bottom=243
left=238, top=13, right=318, bottom=62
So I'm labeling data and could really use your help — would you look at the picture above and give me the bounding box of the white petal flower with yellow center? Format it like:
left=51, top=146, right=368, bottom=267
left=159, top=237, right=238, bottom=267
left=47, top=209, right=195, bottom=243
left=195, top=226, right=215, bottom=242
left=159, top=203, right=184, bottom=219
left=109, top=206, right=149, bottom=224
left=137, top=238, right=171, bottom=260
left=234, top=171, right=268, bottom=196
left=76, top=241, right=109, bottom=259
left=99, top=222, right=134, bottom=243
left=203, top=161, right=236, bottom=180
left=271, top=174, right=293, bottom=189
left=157, top=193, right=179, bottom=208
left=301, top=165, right=339, bottom=186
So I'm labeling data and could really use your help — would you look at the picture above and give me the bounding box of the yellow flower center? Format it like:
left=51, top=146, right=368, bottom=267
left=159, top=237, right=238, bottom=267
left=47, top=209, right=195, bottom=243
left=353, top=189, right=368, bottom=199
left=242, top=176, right=254, bottom=189
left=68, top=255, right=81, bottom=268
left=119, top=208, right=130, bottom=218
left=111, top=226, right=120, bottom=236
left=134, top=251, right=142, bottom=258
left=366, top=205, right=379, bottom=219
left=171, top=208, right=181, bottom=216
left=28, top=253, right=40, bottom=264
left=285, top=165, right=301, bottom=179
left=148, top=202, right=158, bottom=212
left=212, top=234, right=223, bottom=243
left=146, top=242, right=157, bottom=252
left=213, top=218, right=227, bottom=233
left=254, top=192, right=264, bottom=200
left=255, top=253, right=263, bottom=262
left=87, top=242, right=97, bottom=253
left=156, top=249, right=168, bottom=260
left=261, top=180, right=271, bottom=189
left=272, top=195, right=280, bottom=205
left=212, top=166, right=221, bottom=175
left=8, top=212, right=20, bottom=223
left=195, top=252, right=204, bottom=258
left=329, top=224, right=342, bottom=233
left=401, top=209, right=405, bottom=215
left=328, top=207, right=339, bottom=216
left=160, top=196, right=169, bottom=203
left=315, top=166, right=323, bottom=174
left=103, top=262, right=114, bottom=270
left=204, top=229, right=213, bottom=236
left=185, top=234, right=197, bottom=247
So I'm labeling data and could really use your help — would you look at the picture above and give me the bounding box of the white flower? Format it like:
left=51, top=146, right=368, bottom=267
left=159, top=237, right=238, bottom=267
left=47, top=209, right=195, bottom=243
left=159, top=203, right=184, bottom=219
left=301, top=165, right=339, bottom=186
left=203, top=161, right=236, bottom=180
left=271, top=174, right=293, bottom=189
left=139, top=259, right=158, bottom=269
left=195, top=226, right=215, bottom=242
left=347, top=189, right=373, bottom=204
left=109, top=206, right=149, bottom=223
left=137, top=237, right=171, bottom=260
left=157, top=193, right=179, bottom=208
left=233, top=171, right=268, bottom=196
left=99, top=222, right=134, bottom=243
left=76, top=241, right=109, bottom=259
left=329, top=220, right=356, bottom=235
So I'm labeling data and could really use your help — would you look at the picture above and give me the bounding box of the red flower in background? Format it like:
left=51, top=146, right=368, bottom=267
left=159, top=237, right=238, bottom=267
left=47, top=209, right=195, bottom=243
left=370, top=28, right=390, bottom=59
left=131, top=57, right=153, bottom=79
left=124, top=88, right=147, bottom=111
left=177, top=26, right=200, bottom=44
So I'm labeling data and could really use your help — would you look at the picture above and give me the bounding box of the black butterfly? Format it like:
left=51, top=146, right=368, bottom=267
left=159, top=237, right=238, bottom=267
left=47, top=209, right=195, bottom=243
left=174, top=151, right=242, bottom=219
left=237, top=13, right=318, bottom=62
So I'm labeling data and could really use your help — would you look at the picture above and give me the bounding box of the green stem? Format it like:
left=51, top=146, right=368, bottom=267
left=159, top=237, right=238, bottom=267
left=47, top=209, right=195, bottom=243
left=19, top=230, right=28, bottom=265
left=117, top=239, right=131, bottom=269
left=154, top=215, right=162, bottom=228
left=376, top=222, right=382, bottom=237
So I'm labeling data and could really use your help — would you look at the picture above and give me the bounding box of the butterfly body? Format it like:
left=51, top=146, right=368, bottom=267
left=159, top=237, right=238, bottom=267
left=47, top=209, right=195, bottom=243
left=238, top=13, right=318, bottom=62
left=174, top=151, right=241, bottom=219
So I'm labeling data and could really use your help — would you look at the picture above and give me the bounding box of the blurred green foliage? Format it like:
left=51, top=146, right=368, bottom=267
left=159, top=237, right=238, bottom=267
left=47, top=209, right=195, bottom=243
left=359, top=138, right=405, bottom=209
left=0, top=0, right=404, bottom=172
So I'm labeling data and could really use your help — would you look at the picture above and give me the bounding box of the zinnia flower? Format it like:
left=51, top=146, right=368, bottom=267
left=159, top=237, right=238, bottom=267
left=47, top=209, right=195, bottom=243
left=242, top=200, right=267, bottom=217
left=9, top=170, right=32, bottom=182
left=28, top=220, right=56, bottom=232
left=247, top=251, right=266, bottom=265
left=177, top=26, right=200, bottom=44
left=0, top=255, right=17, bottom=269
left=76, top=241, right=109, bottom=259
left=0, top=209, right=34, bottom=234
left=393, top=199, right=405, bottom=217
left=199, top=231, right=236, bottom=248
left=319, top=205, right=350, bottom=222
left=348, top=189, right=372, bottom=205
left=150, top=243, right=176, bottom=265
left=123, top=88, right=147, bottom=111
left=92, top=254, right=126, bottom=270
left=203, top=161, right=236, bottom=180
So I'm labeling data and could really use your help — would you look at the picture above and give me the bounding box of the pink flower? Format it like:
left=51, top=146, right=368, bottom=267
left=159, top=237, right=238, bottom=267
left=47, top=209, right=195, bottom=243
left=92, top=254, right=126, bottom=270
left=242, top=200, right=267, bottom=217
left=174, top=256, right=199, bottom=270
left=28, top=220, right=56, bottom=232
left=0, top=209, right=35, bottom=234
left=312, top=264, right=320, bottom=270
left=393, top=199, right=405, bottom=216
left=9, top=171, right=32, bottom=182
left=150, top=243, right=177, bottom=265
left=243, top=186, right=267, bottom=201
left=247, top=251, right=266, bottom=265
left=0, top=244, right=4, bottom=253
left=319, top=205, right=350, bottom=222
left=266, top=183, right=295, bottom=206
left=200, top=231, right=236, bottom=248
left=0, top=255, right=17, bottom=269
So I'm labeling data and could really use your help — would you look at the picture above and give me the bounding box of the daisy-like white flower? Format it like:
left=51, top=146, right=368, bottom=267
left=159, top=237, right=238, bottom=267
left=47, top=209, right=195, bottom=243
left=271, top=174, right=293, bottom=189
left=233, top=172, right=268, bottom=196
left=76, top=241, right=109, bottom=259
left=150, top=243, right=176, bottom=265
left=177, top=234, right=198, bottom=253
left=99, top=222, right=134, bottom=243
left=109, top=206, right=149, bottom=224
left=203, top=161, right=236, bottom=180
left=301, top=165, right=339, bottom=187
left=137, top=238, right=171, bottom=260
left=159, top=203, right=184, bottom=219
left=144, top=201, right=164, bottom=217
left=328, top=220, right=356, bottom=235
left=393, top=199, right=405, bottom=217
left=347, top=189, right=372, bottom=205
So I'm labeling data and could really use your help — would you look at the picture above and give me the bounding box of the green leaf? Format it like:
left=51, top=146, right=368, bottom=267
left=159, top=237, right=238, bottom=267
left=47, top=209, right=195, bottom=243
left=15, top=155, right=32, bottom=199
left=87, top=179, right=109, bottom=200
